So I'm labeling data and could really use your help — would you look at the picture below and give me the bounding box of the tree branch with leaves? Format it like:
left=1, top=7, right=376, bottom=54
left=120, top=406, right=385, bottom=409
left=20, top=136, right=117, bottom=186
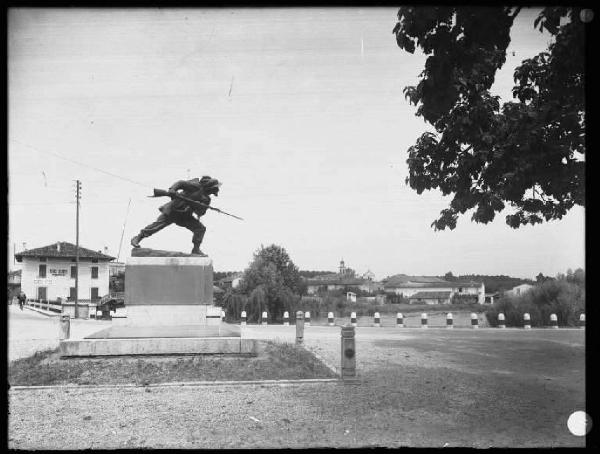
left=393, top=6, right=585, bottom=229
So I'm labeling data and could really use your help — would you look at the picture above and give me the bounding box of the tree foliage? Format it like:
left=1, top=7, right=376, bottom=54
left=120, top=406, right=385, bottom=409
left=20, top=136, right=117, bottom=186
left=238, top=244, right=304, bottom=321
left=485, top=268, right=584, bottom=326
left=393, top=7, right=585, bottom=229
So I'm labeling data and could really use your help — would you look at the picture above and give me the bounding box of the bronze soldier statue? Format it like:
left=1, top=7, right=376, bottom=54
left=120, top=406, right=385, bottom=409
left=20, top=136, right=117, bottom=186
left=131, top=176, right=222, bottom=256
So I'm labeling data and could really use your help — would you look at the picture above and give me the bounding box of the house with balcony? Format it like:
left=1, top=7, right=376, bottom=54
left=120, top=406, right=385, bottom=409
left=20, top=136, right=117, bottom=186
left=14, top=241, right=115, bottom=304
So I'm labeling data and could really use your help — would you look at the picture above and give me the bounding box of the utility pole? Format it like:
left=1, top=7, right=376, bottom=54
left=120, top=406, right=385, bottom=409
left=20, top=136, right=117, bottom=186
left=75, top=180, right=81, bottom=318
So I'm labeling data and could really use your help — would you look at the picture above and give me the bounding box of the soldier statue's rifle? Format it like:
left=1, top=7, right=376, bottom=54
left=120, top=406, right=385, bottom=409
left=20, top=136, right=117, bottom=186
left=150, top=188, right=244, bottom=221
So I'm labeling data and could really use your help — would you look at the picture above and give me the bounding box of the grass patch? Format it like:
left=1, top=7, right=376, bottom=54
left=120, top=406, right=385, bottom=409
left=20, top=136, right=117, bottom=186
left=8, top=341, right=337, bottom=386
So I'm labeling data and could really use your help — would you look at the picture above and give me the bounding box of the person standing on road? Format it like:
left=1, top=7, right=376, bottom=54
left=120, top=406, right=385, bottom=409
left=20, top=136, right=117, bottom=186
left=17, top=291, right=26, bottom=310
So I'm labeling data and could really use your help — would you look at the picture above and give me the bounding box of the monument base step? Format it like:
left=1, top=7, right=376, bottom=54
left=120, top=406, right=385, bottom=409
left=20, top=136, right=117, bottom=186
left=59, top=337, right=258, bottom=357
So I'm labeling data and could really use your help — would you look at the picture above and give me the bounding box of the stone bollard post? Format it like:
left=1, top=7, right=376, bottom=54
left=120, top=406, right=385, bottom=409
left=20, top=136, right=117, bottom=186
left=261, top=311, right=268, bottom=326
left=59, top=314, right=71, bottom=340
left=283, top=311, right=289, bottom=326
left=295, top=311, right=304, bottom=345
left=305, top=311, right=311, bottom=326
left=579, top=313, right=585, bottom=329
left=446, top=312, right=453, bottom=328
left=471, top=313, right=479, bottom=329
left=373, top=312, right=381, bottom=327
left=498, top=312, right=506, bottom=329
left=550, top=313, right=558, bottom=329
left=396, top=313, right=404, bottom=327
left=328, top=312, right=334, bottom=326
left=523, top=313, right=531, bottom=329
left=240, top=310, right=247, bottom=325
left=341, top=325, right=356, bottom=380
left=350, top=312, right=357, bottom=327
left=421, top=313, right=428, bottom=328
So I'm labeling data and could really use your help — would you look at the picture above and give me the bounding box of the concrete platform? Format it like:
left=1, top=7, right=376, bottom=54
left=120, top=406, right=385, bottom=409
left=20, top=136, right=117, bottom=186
left=59, top=337, right=258, bottom=357
left=59, top=323, right=256, bottom=357
left=84, top=324, right=240, bottom=339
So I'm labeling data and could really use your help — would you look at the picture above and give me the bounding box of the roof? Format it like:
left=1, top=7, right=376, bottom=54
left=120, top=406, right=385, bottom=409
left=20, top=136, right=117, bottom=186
left=218, top=273, right=243, bottom=284
left=15, top=242, right=115, bottom=262
left=383, top=274, right=448, bottom=286
left=409, top=291, right=452, bottom=299
left=306, top=277, right=371, bottom=286
left=383, top=275, right=482, bottom=289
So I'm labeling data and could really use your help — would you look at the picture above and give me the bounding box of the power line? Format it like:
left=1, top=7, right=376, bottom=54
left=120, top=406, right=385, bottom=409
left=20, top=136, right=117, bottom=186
left=11, top=139, right=153, bottom=190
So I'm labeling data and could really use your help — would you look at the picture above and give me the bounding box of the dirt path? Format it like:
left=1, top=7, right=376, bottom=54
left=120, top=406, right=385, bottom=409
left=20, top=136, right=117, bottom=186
left=8, top=326, right=586, bottom=448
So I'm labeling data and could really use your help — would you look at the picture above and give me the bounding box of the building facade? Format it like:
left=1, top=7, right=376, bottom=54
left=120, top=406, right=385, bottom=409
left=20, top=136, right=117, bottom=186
left=15, top=242, right=115, bottom=303
left=504, top=283, right=535, bottom=297
left=383, top=275, right=485, bottom=304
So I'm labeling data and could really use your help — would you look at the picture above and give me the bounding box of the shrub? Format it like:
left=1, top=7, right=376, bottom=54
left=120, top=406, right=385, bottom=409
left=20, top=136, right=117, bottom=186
left=485, top=277, right=585, bottom=327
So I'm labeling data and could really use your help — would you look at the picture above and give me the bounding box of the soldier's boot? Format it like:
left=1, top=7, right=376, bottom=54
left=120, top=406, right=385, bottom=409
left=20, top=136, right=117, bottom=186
left=130, top=233, right=145, bottom=248
left=191, top=242, right=207, bottom=256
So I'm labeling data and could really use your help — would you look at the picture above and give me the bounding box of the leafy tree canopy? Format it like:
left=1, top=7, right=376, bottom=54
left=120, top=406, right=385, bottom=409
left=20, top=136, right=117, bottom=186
left=239, top=244, right=305, bottom=319
left=393, top=7, right=585, bottom=229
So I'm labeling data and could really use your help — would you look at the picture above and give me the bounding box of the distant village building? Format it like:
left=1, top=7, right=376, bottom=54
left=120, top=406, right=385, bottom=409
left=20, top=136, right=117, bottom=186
left=383, top=274, right=485, bottom=304
left=305, top=260, right=382, bottom=295
left=8, top=269, right=22, bottom=299
left=504, top=283, right=534, bottom=297
left=14, top=242, right=115, bottom=303
left=346, top=291, right=357, bottom=302
left=109, top=261, right=126, bottom=276
left=217, top=272, right=243, bottom=290
left=484, top=292, right=500, bottom=304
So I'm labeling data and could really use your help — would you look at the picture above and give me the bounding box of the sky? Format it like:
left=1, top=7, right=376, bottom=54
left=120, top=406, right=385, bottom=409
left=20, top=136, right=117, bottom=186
left=7, top=7, right=585, bottom=280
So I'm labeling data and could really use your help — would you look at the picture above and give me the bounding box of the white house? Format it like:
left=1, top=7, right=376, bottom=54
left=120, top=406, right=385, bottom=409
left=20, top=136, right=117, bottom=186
left=504, top=283, right=535, bottom=297
left=15, top=241, right=115, bottom=303
left=217, top=272, right=243, bottom=290
left=383, top=274, right=485, bottom=304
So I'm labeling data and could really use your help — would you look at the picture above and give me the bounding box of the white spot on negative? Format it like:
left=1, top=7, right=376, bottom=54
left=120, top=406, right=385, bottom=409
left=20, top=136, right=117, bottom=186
left=567, top=411, right=591, bottom=436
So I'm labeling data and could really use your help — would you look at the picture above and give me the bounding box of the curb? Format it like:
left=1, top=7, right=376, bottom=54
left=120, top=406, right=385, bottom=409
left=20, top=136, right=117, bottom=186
left=24, top=306, right=60, bottom=317
left=9, top=378, right=341, bottom=391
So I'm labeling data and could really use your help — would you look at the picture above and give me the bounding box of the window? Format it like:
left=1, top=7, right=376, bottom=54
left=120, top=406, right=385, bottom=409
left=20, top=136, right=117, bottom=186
left=92, top=259, right=98, bottom=263
left=91, top=266, right=98, bottom=279
left=70, top=266, right=77, bottom=279
left=38, top=264, right=47, bottom=278
left=39, top=257, right=47, bottom=262
left=458, top=287, right=463, bottom=293
left=91, top=287, right=99, bottom=300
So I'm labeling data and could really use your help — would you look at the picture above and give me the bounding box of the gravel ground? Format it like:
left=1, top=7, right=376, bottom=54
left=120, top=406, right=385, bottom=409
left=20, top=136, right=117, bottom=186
left=8, top=317, right=586, bottom=449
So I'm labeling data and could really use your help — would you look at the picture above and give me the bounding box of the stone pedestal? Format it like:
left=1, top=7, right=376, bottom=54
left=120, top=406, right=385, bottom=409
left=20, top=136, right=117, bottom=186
left=57, top=249, right=250, bottom=357
left=114, top=253, right=219, bottom=327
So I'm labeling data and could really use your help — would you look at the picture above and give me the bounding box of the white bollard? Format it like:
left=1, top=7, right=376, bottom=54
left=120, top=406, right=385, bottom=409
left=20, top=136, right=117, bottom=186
left=261, top=311, right=268, bottom=326
left=446, top=312, right=453, bottom=328
left=373, top=312, right=381, bottom=327
left=283, top=311, right=289, bottom=326
left=550, top=313, right=558, bottom=329
left=523, top=313, right=531, bottom=329
left=579, top=313, right=585, bottom=329
left=241, top=310, right=247, bottom=325
left=327, top=312, right=334, bottom=326
left=221, top=309, right=226, bottom=321
left=498, top=312, right=506, bottom=329
left=421, top=313, right=428, bottom=328
left=471, top=313, right=479, bottom=329
left=396, top=312, right=404, bottom=327
left=305, top=311, right=311, bottom=326
left=350, top=311, right=357, bottom=327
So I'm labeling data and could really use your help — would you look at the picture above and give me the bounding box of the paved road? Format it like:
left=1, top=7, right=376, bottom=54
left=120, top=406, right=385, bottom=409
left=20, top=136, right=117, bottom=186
left=8, top=305, right=112, bottom=361
left=8, top=309, right=587, bottom=448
